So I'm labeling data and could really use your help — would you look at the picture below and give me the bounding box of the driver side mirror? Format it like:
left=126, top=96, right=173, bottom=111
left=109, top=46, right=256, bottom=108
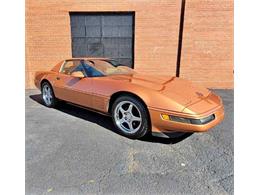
left=71, top=71, right=85, bottom=78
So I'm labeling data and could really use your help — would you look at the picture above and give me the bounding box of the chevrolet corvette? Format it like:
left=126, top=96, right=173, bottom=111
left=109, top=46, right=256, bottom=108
left=34, top=58, right=224, bottom=138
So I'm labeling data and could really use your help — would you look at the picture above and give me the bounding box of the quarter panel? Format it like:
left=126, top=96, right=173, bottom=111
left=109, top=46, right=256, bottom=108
left=34, top=71, right=58, bottom=90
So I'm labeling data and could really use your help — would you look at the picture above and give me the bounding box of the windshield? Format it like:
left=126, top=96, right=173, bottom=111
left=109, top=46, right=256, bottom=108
left=88, top=59, right=135, bottom=76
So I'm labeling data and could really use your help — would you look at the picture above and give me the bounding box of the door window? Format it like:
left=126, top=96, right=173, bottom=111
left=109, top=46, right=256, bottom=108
left=60, top=60, right=78, bottom=75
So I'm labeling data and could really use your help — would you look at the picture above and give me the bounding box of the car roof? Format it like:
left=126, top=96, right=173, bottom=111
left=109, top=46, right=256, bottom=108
left=65, top=57, right=110, bottom=61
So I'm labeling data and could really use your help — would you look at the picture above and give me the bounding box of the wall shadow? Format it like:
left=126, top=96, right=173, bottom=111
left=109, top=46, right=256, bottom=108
left=29, top=94, right=193, bottom=145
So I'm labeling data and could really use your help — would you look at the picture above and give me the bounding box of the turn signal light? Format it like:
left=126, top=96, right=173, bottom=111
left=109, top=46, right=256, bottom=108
left=161, top=114, right=170, bottom=121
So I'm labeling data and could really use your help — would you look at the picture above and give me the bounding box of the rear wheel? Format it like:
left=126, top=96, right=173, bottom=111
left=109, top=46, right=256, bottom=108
left=41, top=82, right=57, bottom=107
left=112, top=96, right=150, bottom=139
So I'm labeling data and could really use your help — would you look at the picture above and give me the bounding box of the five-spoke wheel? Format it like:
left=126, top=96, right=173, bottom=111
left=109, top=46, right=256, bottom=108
left=41, top=82, right=57, bottom=107
left=112, top=96, right=149, bottom=138
left=114, top=101, right=142, bottom=134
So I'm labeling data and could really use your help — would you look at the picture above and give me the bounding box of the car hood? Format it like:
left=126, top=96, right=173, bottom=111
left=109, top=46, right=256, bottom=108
left=108, top=74, right=211, bottom=108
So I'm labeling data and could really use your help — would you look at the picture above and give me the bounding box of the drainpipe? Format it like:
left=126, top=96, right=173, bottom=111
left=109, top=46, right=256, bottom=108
left=176, top=0, right=186, bottom=77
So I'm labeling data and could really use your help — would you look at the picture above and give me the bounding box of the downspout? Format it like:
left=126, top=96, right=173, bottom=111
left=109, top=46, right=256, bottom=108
left=176, top=0, right=186, bottom=77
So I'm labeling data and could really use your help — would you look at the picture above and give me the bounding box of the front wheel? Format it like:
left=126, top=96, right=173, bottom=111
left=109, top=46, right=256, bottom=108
left=111, top=96, right=150, bottom=139
left=41, top=82, right=57, bottom=108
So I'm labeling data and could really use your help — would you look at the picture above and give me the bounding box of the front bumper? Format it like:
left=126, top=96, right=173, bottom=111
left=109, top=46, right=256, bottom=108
left=148, top=105, right=224, bottom=133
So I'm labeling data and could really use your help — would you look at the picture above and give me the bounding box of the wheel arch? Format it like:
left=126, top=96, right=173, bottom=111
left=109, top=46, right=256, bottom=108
left=40, top=79, right=52, bottom=88
left=108, top=91, right=151, bottom=129
left=40, top=79, right=56, bottom=97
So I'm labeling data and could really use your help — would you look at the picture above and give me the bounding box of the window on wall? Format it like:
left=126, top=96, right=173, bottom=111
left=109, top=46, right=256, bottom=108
left=70, top=12, right=135, bottom=68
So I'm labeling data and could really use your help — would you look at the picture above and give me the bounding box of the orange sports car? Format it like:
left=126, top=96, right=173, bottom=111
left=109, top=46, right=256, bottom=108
left=34, top=58, right=224, bottom=138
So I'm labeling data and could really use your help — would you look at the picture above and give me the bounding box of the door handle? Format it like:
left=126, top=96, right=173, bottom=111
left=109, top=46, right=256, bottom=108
left=56, top=77, right=60, bottom=80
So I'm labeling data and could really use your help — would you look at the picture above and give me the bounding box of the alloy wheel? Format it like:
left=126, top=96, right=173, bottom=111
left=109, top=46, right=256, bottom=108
left=114, top=101, right=142, bottom=134
left=42, top=84, right=53, bottom=106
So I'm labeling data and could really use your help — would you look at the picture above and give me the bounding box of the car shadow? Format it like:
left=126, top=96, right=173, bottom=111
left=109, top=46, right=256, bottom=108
left=29, top=94, right=193, bottom=145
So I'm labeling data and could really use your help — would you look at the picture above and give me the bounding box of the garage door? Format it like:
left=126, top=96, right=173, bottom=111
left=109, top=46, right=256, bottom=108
left=70, top=12, right=134, bottom=67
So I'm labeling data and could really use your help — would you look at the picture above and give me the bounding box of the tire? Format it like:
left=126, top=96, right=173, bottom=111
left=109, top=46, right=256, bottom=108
left=41, top=81, right=57, bottom=108
left=111, top=95, right=150, bottom=139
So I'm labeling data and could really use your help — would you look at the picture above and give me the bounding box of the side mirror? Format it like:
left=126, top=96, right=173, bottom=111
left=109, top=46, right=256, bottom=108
left=71, top=71, right=85, bottom=78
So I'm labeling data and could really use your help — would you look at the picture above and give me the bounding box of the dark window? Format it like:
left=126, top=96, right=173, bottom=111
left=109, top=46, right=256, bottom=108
left=70, top=12, right=135, bottom=68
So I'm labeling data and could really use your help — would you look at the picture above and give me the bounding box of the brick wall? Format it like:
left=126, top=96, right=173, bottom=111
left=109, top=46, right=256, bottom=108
left=180, top=0, right=233, bottom=88
left=25, top=0, right=181, bottom=88
left=26, top=0, right=233, bottom=89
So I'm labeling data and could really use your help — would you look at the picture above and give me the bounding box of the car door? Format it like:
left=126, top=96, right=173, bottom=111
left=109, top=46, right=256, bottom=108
left=53, top=60, right=93, bottom=108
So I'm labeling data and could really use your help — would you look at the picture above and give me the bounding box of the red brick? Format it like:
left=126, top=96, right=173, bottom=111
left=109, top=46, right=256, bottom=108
left=25, top=0, right=233, bottom=89
left=25, top=0, right=182, bottom=88
left=180, top=0, right=233, bottom=88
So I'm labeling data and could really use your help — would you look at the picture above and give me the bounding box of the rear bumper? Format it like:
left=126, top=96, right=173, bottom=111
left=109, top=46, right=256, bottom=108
left=148, top=105, right=224, bottom=133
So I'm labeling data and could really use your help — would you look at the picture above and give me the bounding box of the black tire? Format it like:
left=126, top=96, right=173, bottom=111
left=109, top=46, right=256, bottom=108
left=111, top=95, right=150, bottom=139
left=41, top=81, right=57, bottom=108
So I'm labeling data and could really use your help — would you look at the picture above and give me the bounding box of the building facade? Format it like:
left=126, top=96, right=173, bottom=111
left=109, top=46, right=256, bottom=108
left=26, top=0, right=233, bottom=89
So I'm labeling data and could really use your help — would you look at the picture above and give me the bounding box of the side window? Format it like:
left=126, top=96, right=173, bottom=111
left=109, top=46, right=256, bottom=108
left=84, top=65, right=104, bottom=77
left=60, top=60, right=103, bottom=77
left=70, top=64, right=86, bottom=75
left=61, top=61, right=78, bottom=75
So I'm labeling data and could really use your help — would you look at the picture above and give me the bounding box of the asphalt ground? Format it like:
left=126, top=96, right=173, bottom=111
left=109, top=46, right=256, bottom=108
left=26, top=89, right=234, bottom=195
